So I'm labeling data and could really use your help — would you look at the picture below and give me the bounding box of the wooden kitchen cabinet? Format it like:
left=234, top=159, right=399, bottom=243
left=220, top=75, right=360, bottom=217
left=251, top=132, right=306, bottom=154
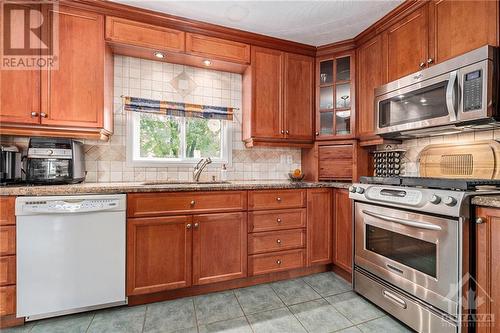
left=1, top=5, right=113, bottom=140
left=127, top=216, right=193, bottom=295
left=356, top=35, right=385, bottom=141
left=192, top=212, right=247, bottom=285
left=475, top=207, right=500, bottom=333
left=243, top=46, right=314, bottom=147
left=383, top=5, right=429, bottom=82
left=333, top=189, right=352, bottom=274
left=428, top=0, right=499, bottom=64
left=306, top=189, right=333, bottom=266
left=186, top=33, right=250, bottom=64
left=316, top=51, right=355, bottom=140
left=0, top=286, right=15, bottom=316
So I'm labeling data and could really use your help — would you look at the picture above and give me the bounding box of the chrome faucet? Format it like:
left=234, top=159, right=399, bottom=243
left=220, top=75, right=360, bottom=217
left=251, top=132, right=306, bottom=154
left=193, top=157, right=212, bottom=182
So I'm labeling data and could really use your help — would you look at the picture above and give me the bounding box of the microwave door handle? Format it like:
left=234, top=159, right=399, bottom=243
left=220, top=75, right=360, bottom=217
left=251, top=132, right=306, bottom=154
left=362, top=210, right=442, bottom=231
left=446, top=71, right=458, bottom=122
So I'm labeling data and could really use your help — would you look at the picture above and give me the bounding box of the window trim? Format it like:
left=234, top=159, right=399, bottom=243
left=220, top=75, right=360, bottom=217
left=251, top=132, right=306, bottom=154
left=126, top=111, right=232, bottom=168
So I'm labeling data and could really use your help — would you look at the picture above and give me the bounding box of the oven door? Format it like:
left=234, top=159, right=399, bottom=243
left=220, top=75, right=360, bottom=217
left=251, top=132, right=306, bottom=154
left=375, top=70, right=459, bottom=136
left=354, top=202, right=460, bottom=314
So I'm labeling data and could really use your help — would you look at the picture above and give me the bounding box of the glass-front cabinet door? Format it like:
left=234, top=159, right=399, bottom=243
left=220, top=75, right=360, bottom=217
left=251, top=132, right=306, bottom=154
left=317, top=52, right=355, bottom=139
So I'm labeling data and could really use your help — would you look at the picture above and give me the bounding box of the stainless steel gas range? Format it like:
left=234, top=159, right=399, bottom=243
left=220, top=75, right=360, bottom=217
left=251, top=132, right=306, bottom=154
left=349, top=177, right=500, bottom=333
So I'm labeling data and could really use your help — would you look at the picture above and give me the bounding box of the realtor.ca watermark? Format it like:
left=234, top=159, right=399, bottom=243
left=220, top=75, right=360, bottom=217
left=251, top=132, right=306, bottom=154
left=1, top=0, right=59, bottom=70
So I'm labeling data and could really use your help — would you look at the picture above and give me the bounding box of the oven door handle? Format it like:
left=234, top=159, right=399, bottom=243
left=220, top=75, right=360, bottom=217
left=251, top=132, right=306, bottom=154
left=362, top=210, right=442, bottom=231
left=446, top=70, right=458, bottom=122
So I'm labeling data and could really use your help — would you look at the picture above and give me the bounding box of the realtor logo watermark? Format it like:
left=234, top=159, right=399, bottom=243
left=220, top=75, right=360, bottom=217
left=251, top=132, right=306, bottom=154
left=1, top=1, right=58, bottom=69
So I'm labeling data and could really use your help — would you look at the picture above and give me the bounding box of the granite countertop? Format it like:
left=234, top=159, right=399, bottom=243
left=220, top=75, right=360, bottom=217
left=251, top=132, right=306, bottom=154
left=471, top=195, right=500, bottom=209
left=0, top=180, right=351, bottom=196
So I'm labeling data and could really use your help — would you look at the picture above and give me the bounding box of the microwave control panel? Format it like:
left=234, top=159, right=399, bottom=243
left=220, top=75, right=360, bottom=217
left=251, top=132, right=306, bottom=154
left=463, top=70, right=483, bottom=112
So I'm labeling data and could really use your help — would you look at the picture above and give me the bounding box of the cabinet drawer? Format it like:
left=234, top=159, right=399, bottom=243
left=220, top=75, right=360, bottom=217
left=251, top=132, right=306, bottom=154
left=249, top=229, right=305, bottom=254
left=0, top=256, right=15, bottom=286
left=0, top=285, right=15, bottom=316
left=186, top=33, right=250, bottom=64
left=249, top=249, right=305, bottom=275
left=248, top=190, right=306, bottom=210
left=248, top=209, right=306, bottom=232
left=0, top=227, right=15, bottom=256
left=127, top=191, right=247, bottom=217
left=319, top=145, right=353, bottom=180
left=106, top=16, right=185, bottom=52
left=0, top=197, right=15, bottom=226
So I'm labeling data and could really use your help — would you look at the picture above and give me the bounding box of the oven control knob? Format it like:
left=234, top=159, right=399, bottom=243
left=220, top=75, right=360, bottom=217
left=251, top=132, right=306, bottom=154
left=355, top=187, right=365, bottom=194
left=444, top=196, right=457, bottom=207
left=349, top=186, right=356, bottom=193
left=429, top=195, right=441, bottom=204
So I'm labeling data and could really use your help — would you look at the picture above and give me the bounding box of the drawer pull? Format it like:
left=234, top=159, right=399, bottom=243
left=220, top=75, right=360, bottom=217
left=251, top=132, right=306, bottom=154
left=276, top=218, right=282, bottom=223
left=194, top=222, right=199, bottom=228
left=31, top=111, right=39, bottom=117
left=190, top=200, right=196, bottom=206
left=276, top=259, right=282, bottom=265
left=276, top=197, right=282, bottom=202
left=276, top=239, right=282, bottom=244
left=382, top=290, right=407, bottom=309
left=186, top=223, right=192, bottom=229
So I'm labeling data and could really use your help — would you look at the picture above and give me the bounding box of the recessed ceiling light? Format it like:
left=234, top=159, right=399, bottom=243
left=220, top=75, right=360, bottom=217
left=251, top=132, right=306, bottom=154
left=202, top=59, right=212, bottom=66
left=420, top=98, right=427, bottom=103
left=154, top=52, right=165, bottom=59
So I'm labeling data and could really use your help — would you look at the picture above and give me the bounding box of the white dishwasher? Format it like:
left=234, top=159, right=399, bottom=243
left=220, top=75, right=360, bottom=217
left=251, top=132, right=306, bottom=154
left=16, top=194, right=127, bottom=321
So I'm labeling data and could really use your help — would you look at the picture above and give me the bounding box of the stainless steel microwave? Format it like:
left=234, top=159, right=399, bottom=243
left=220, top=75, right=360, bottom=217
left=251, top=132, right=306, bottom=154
left=375, top=45, right=499, bottom=138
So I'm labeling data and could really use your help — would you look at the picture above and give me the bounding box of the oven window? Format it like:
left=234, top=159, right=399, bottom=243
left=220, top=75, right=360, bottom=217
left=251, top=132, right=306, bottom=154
left=28, top=159, right=71, bottom=180
left=366, top=225, right=437, bottom=278
left=379, top=81, right=449, bottom=128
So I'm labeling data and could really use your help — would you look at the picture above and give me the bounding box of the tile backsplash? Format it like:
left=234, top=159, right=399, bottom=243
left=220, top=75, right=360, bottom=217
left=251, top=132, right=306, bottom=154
left=384, top=129, right=500, bottom=177
left=0, top=55, right=301, bottom=183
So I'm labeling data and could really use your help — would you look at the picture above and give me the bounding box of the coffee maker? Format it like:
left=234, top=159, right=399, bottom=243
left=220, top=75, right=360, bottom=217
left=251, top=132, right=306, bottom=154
left=0, top=145, right=22, bottom=185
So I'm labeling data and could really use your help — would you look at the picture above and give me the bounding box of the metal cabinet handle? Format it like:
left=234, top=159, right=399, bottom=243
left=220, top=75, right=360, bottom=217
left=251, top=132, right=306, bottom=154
left=31, top=112, right=39, bottom=117
left=476, top=217, right=485, bottom=224
left=315, top=132, right=319, bottom=136
left=190, top=200, right=196, bottom=206
left=427, top=58, right=434, bottom=65
left=186, top=223, right=192, bottom=229
left=276, top=218, right=282, bottom=223
left=419, top=61, right=426, bottom=69
left=280, top=130, right=284, bottom=134
left=276, top=259, right=282, bottom=265
left=194, top=222, right=199, bottom=228
left=40, top=112, right=48, bottom=118
left=276, top=197, right=282, bottom=202
left=285, top=130, right=289, bottom=134
left=276, top=239, right=282, bottom=244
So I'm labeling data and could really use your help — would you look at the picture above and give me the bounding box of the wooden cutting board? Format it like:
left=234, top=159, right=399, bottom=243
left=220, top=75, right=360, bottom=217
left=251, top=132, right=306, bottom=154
left=419, top=140, right=500, bottom=179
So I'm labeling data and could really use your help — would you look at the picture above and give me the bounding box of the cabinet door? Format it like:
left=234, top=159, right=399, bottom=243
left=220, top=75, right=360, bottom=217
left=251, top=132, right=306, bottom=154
left=333, top=189, right=352, bottom=274
left=42, top=6, right=104, bottom=128
left=251, top=47, right=283, bottom=140
left=476, top=207, right=500, bottom=333
left=192, top=212, right=247, bottom=285
left=284, top=53, right=314, bottom=141
left=307, top=189, right=332, bottom=266
left=318, top=144, right=353, bottom=180
left=384, top=5, right=429, bottom=82
left=357, top=35, right=385, bottom=139
left=127, top=216, right=192, bottom=295
left=429, top=0, right=499, bottom=65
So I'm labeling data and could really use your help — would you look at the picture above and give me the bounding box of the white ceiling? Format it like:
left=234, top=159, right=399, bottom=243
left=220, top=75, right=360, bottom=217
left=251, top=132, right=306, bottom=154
left=111, top=1, right=404, bottom=46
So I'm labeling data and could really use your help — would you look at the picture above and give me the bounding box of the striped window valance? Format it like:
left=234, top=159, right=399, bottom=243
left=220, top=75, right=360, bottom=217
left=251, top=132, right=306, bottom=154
left=123, top=96, right=234, bottom=121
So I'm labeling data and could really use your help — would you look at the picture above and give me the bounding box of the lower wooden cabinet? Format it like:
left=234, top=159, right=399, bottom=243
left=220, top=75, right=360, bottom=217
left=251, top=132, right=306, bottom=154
left=333, top=189, right=353, bottom=274
left=0, top=286, right=15, bottom=316
left=192, top=212, right=247, bottom=285
left=127, top=216, right=193, bottom=295
left=475, top=207, right=500, bottom=333
left=307, top=189, right=333, bottom=266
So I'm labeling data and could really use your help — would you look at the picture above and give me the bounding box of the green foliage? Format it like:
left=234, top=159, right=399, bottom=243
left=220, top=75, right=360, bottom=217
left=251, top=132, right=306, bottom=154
left=138, top=114, right=221, bottom=159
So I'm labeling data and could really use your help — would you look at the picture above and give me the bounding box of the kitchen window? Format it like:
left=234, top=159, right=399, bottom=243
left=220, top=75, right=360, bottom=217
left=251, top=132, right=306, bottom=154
left=127, top=111, right=232, bottom=167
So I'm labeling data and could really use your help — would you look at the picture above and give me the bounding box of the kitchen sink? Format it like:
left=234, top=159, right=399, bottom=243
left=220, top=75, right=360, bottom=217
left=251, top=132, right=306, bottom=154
left=141, top=180, right=231, bottom=185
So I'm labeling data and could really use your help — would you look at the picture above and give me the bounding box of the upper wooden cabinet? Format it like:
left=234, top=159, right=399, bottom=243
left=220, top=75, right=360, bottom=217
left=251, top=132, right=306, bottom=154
left=316, top=51, right=355, bottom=140
left=383, top=5, right=429, bottom=82
left=243, top=46, right=314, bottom=147
left=428, top=0, right=499, bottom=64
left=186, top=33, right=250, bottom=64
left=0, top=5, right=113, bottom=140
left=105, top=16, right=185, bottom=52
left=356, top=35, right=385, bottom=140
